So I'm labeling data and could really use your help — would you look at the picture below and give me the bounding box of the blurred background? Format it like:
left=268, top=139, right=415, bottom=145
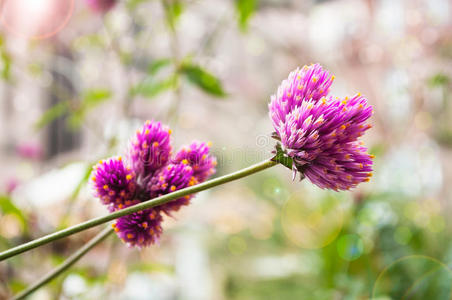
left=1, top=0, right=452, bottom=299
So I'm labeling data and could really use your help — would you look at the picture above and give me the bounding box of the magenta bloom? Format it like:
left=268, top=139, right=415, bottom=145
left=92, top=120, right=216, bottom=248
left=269, top=64, right=334, bottom=129
left=17, top=142, right=43, bottom=160
left=147, top=163, right=197, bottom=215
left=129, top=121, right=172, bottom=179
left=85, top=0, right=117, bottom=13
left=269, top=65, right=374, bottom=191
left=173, top=141, right=217, bottom=182
left=91, top=157, right=137, bottom=210
left=113, top=208, right=163, bottom=248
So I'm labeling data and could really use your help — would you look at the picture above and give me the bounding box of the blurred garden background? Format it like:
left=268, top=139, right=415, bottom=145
left=1, top=0, right=452, bottom=299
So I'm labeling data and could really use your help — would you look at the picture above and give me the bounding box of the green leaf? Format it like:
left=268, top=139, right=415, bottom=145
left=180, top=63, right=226, bottom=97
left=271, top=143, right=293, bottom=170
left=235, top=0, right=258, bottom=31
left=0, top=35, right=12, bottom=80
left=82, top=88, right=112, bottom=107
left=163, top=0, right=184, bottom=31
left=428, top=73, right=450, bottom=88
left=0, top=195, right=27, bottom=231
left=35, top=101, right=69, bottom=129
left=148, top=58, right=172, bottom=75
left=132, top=75, right=177, bottom=98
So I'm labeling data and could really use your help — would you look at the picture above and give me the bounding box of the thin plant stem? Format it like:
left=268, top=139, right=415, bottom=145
left=0, top=159, right=278, bottom=261
left=12, top=227, right=114, bottom=300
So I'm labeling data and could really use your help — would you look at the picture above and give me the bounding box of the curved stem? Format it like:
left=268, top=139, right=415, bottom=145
left=0, top=159, right=278, bottom=261
left=12, top=227, right=113, bottom=300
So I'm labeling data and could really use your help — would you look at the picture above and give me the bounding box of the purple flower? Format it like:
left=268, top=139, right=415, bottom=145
left=269, top=65, right=374, bottom=191
left=16, top=142, right=43, bottom=160
left=173, top=141, right=217, bottom=182
left=269, top=64, right=334, bottom=129
left=128, top=120, right=172, bottom=179
left=85, top=0, right=117, bottom=13
left=113, top=208, right=163, bottom=248
left=147, top=163, right=197, bottom=215
left=92, top=120, right=217, bottom=248
left=91, top=157, right=137, bottom=210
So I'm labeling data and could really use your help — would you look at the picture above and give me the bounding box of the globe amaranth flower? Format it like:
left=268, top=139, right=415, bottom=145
left=269, top=64, right=334, bottom=129
left=173, top=141, right=217, bottom=182
left=92, top=120, right=216, bottom=248
left=269, top=64, right=374, bottom=191
left=112, top=208, right=163, bottom=248
left=129, top=120, right=172, bottom=179
left=85, top=0, right=117, bottom=13
left=147, top=162, right=198, bottom=215
left=91, top=157, right=137, bottom=210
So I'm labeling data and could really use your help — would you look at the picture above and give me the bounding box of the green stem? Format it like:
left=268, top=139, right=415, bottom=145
left=0, top=159, right=278, bottom=261
left=12, top=227, right=113, bottom=300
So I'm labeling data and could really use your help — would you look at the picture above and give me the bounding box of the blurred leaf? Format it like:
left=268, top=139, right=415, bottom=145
left=82, top=88, right=112, bottom=107
left=271, top=143, right=293, bottom=170
left=163, top=0, right=184, bottom=31
left=132, top=75, right=177, bottom=98
left=428, top=73, right=450, bottom=88
left=180, top=63, right=227, bottom=97
left=9, top=280, right=27, bottom=293
left=0, top=35, right=12, bottom=80
left=68, top=89, right=112, bottom=129
left=126, top=0, right=148, bottom=10
left=0, top=195, right=27, bottom=230
left=235, top=0, right=258, bottom=31
left=148, top=58, right=172, bottom=75
left=129, top=262, right=175, bottom=274
left=35, top=101, right=69, bottom=129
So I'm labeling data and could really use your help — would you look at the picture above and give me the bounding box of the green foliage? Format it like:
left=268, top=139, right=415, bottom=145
left=35, top=89, right=112, bottom=129
left=163, top=0, right=184, bottom=31
left=148, top=58, right=172, bottom=75
left=428, top=73, right=450, bottom=88
left=180, top=63, right=227, bottom=97
left=0, top=195, right=27, bottom=231
left=235, top=0, right=258, bottom=31
left=35, top=101, right=69, bottom=129
left=0, top=35, right=12, bottom=80
left=69, top=89, right=112, bottom=129
left=132, top=75, right=177, bottom=99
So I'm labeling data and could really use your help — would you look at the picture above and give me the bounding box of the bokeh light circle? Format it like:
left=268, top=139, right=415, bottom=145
left=281, top=193, right=343, bottom=249
left=0, top=0, right=74, bottom=39
left=373, top=255, right=452, bottom=299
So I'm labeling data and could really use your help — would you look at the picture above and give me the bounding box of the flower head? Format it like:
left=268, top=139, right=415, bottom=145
left=129, top=120, right=172, bottom=179
left=269, top=65, right=374, bottom=191
left=91, top=157, right=136, bottom=210
left=147, top=163, right=197, bottom=215
left=173, top=141, right=217, bottom=182
left=113, top=208, right=163, bottom=248
left=269, top=64, right=334, bottom=129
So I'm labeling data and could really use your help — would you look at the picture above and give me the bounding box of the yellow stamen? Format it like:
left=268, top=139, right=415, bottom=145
left=168, top=129, right=172, bottom=135
left=170, top=185, right=176, bottom=191
left=103, top=185, right=108, bottom=190
left=153, top=141, right=159, bottom=147
left=127, top=233, right=134, bottom=239
left=126, top=174, right=132, bottom=181
left=142, top=222, right=148, bottom=229
left=182, top=159, right=189, bottom=165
